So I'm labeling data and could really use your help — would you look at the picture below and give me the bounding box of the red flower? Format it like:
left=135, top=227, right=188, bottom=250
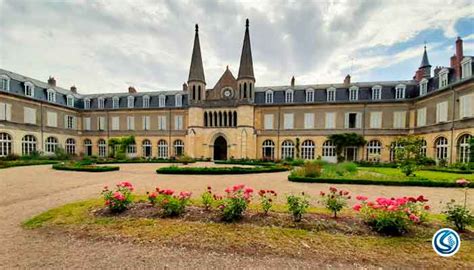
left=320, top=191, right=326, bottom=196
left=329, top=186, right=337, bottom=193
left=356, top=195, right=368, bottom=201
left=424, top=205, right=430, bottom=210
left=456, top=179, right=470, bottom=187
left=352, top=204, right=362, bottom=211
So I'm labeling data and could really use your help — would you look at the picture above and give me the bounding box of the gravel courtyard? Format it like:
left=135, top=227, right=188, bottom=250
left=1, top=163, right=472, bottom=269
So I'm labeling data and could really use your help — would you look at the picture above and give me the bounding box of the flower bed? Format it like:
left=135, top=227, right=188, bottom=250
left=156, top=165, right=288, bottom=174
left=52, top=162, right=119, bottom=172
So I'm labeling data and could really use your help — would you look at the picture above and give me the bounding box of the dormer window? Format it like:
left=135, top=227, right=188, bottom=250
left=327, top=87, right=336, bottom=101
left=127, top=96, right=135, bottom=108
left=112, top=96, right=119, bottom=108
left=349, top=86, right=359, bottom=101
left=439, top=68, right=449, bottom=88
left=395, top=84, right=406, bottom=99
left=305, top=89, right=314, bottom=103
left=84, top=98, right=91, bottom=109
left=143, top=95, right=150, bottom=108
left=67, top=95, right=74, bottom=107
left=159, top=95, right=166, bottom=107
left=98, top=97, right=105, bottom=109
left=24, top=82, right=34, bottom=97
left=461, top=57, right=472, bottom=79
left=265, top=90, right=273, bottom=104
left=175, top=94, right=182, bottom=107
left=0, top=75, right=10, bottom=91
left=371, top=85, right=382, bottom=100
left=47, top=89, right=56, bottom=103
left=420, top=78, right=428, bottom=96
left=285, top=89, right=294, bottom=103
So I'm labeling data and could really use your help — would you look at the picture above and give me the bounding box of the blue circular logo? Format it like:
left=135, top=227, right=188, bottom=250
left=432, top=228, right=461, bottom=257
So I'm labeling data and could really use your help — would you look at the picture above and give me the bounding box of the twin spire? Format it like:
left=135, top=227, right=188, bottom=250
left=187, top=19, right=255, bottom=85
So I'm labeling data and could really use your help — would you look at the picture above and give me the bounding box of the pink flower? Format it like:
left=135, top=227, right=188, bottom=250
left=456, top=179, right=470, bottom=187
left=224, top=187, right=231, bottom=193
left=356, top=195, right=368, bottom=201
left=244, top=187, right=254, bottom=194
left=105, top=200, right=110, bottom=205
left=352, top=204, right=362, bottom=211
left=148, top=192, right=157, bottom=199
left=329, top=186, right=337, bottom=193
left=416, top=195, right=428, bottom=202
left=320, top=191, right=325, bottom=196
left=113, top=192, right=125, bottom=201
left=409, top=214, right=420, bottom=223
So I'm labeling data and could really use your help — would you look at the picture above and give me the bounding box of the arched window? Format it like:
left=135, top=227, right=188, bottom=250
left=243, top=83, right=247, bottom=98
left=198, top=85, right=201, bottom=100
left=142, top=95, right=150, bottom=108
left=112, top=96, right=119, bottom=108
left=159, top=95, right=166, bottom=107
left=265, top=90, right=273, bottom=104
left=371, top=85, right=382, bottom=100
left=47, top=89, right=56, bottom=102
left=98, top=97, right=105, bottom=109
left=233, top=111, right=237, bottom=127
left=127, top=96, right=135, bottom=108
left=0, top=133, right=12, bottom=157
left=218, top=111, right=223, bottom=127
left=157, top=140, right=168, bottom=159
left=322, top=140, right=336, bottom=159
left=22, top=135, right=37, bottom=156
left=45, top=136, right=58, bottom=154
left=389, top=142, right=403, bottom=162
left=209, top=112, right=213, bottom=127
left=420, top=139, right=427, bottom=157
left=84, top=98, right=91, bottom=109
left=228, top=111, right=233, bottom=127
left=457, top=134, right=471, bottom=163
left=65, top=138, right=76, bottom=155
left=305, top=89, right=315, bottom=103
left=366, top=140, right=382, bottom=162
left=192, top=85, right=196, bottom=100
left=174, top=140, right=184, bottom=157
left=24, top=82, right=34, bottom=97
left=301, top=140, right=315, bottom=160
left=142, top=139, right=152, bottom=157
left=349, top=86, right=359, bottom=101
left=213, top=111, right=218, bottom=127
left=395, top=84, right=406, bottom=99
left=223, top=111, right=228, bottom=126
left=285, top=89, right=294, bottom=103
left=98, top=139, right=107, bottom=157
left=281, top=140, right=295, bottom=160
left=262, top=139, right=275, bottom=160
left=326, top=87, right=336, bottom=101
left=435, top=137, right=449, bottom=162
left=204, top=112, right=208, bottom=127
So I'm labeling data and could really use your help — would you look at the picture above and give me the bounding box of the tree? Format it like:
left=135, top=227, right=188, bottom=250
left=393, top=135, right=424, bottom=176
left=108, top=136, right=135, bottom=159
left=328, top=133, right=366, bottom=162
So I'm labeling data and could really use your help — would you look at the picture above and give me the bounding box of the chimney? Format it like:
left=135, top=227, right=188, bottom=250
left=433, top=66, right=442, bottom=77
left=70, top=85, right=77, bottom=93
left=128, top=86, right=137, bottom=94
left=290, top=76, right=295, bottom=87
left=47, top=76, right=56, bottom=87
left=450, top=55, right=457, bottom=69
left=344, top=74, right=351, bottom=85
left=182, top=82, right=188, bottom=91
left=455, top=37, right=463, bottom=79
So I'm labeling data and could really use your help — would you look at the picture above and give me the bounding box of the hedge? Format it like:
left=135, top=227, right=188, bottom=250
left=96, top=159, right=195, bottom=164
left=288, top=176, right=474, bottom=188
left=214, top=160, right=276, bottom=167
left=0, top=160, right=60, bottom=169
left=157, top=166, right=288, bottom=175
left=52, top=163, right=120, bottom=172
left=421, top=168, right=473, bottom=174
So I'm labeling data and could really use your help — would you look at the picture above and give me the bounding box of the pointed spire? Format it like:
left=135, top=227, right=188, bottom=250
left=420, top=44, right=431, bottom=68
left=238, top=18, right=254, bottom=80
left=188, top=24, right=206, bottom=84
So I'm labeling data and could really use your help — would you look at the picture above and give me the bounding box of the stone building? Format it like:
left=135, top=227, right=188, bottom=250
left=0, top=19, right=473, bottom=163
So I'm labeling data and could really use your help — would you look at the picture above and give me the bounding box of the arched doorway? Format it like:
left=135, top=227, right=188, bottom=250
left=213, top=136, right=227, bottom=160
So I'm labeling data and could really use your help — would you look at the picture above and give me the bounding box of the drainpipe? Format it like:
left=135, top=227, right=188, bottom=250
left=168, top=109, right=172, bottom=157
left=277, top=105, right=281, bottom=160
left=450, top=86, right=455, bottom=164
left=40, top=103, right=44, bottom=152
left=362, top=103, right=367, bottom=161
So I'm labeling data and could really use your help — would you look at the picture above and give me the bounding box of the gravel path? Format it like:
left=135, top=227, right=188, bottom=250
left=0, top=163, right=472, bottom=269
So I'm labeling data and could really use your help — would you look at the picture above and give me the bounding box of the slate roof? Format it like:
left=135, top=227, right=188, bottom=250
left=420, top=46, right=431, bottom=68
left=237, top=19, right=255, bottom=80
left=187, top=24, right=206, bottom=83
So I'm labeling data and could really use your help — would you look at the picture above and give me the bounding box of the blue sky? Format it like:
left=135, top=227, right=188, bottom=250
left=0, top=0, right=473, bottom=94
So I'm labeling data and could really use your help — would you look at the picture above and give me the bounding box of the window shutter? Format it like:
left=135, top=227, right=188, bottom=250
left=112, top=117, right=119, bottom=130
left=73, top=116, right=77, bottom=130
left=325, top=112, right=335, bottom=129
left=64, top=115, right=68, bottom=129
left=370, top=112, right=381, bottom=128
left=344, top=113, right=349, bottom=128
left=304, top=113, right=314, bottom=129
left=356, top=113, right=362, bottom=128
left=284, top=113, right=293, bottom=129
left=264, top=114, right=273, bottom=130
left=5, top=104, right=11, bottom=121
left=0, top=103, right=5, bottom=120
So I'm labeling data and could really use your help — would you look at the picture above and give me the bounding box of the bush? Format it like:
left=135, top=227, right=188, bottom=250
left=52, top=162, right=119, bottom=172
left=218, top=184, right=253, bottom=222
left=319, top=187, right=351, bottom=218
left=201, top=186, right=221, bottom=210
left=258, top=189, right=277, bottom=215
left=101, top=182, right=134, bottom=213
left=286, top=193, right=310, bottom=222
left=444, top=200, right=474, bottom=231
left=156, top=165, right=288, bottom=175
left=335, top=162, right=358, bottom=176
left=353, top=195, right=430, bottom=235
left=148, top=187, right=192, bottom=217
left=303, top=160, right=323, bottom=177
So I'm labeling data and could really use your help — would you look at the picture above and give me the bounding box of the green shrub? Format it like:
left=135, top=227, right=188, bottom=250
left=443, top=200, right=474, bottom=231
left=319, top=187, right=351, bottom=218
left=101, top=182, right=134, bottom=213
left=286, top=193, right=310, bottom=222
left=52, top=163, right=119, bottom=172
left=335, top=162, right=357, bottom=176
left=156, top=165, right=287, bottom=175
left=219, top=185, right=253, bottom=222
left=302, top=160, right=323, bottom=177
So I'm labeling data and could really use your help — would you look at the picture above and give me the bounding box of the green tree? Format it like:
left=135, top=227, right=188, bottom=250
left=393, top=135, right=424, bottom=176
left=108, top=136, right=135, bottom=159
left=328, top=133, right=366, bottom=162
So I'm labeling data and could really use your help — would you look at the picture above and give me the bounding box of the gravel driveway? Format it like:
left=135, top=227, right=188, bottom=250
left=0, top=163, right=472, bottom=269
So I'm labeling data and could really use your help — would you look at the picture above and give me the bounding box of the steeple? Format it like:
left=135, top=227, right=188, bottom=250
left=419, top=44, right=431, bottom=68
left=188, top=24, right=206, bottom=84
left=237, top=19, right=254, bottom=80
left=414, top=44, right=432, bottom=81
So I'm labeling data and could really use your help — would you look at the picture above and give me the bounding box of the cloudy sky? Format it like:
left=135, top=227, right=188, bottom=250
left=0, top=0, right=473, bottom=94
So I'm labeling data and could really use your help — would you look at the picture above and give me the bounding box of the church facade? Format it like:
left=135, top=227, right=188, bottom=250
left=0, top=20, right=473, bottom=163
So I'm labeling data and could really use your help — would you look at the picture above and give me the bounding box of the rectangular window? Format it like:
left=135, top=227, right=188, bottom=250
left=84, top=117, right=91, bottom=131
left=143, top=97, right=150, bottom=108
left=461, top=59, right=472, bottom=79
left=306, top=90, right=314, bottom=102
left=84, top=99, right=90, bottom=109
left=23, top=107, right=35, bottom=124
left=175, top=95, right=182, bottom=107
left=345, top=112, right=360, bottom=128
left=127, top=97, right=134, bottom=108
left=372, top=87, right=381, bottom=100
left=112, top=116, right=120, bottom=130
left=127, top=116, right=135, bottom=130
left=67, top=96, right=74, bottom=107
left=436, top=101, right=448, bottom=123
left=459, top=94, right=474, bottom=118
left=98, top=98, right=105, bottom=109
left=0, top=77, right=9, bottom=91
left=349, top=88, right=358, bottom=101
left=264, top=114, right=273, bottom=130
left=0, top=102, right=12, bottom=121
left=393, top=111, right=406, bottom=128
left=158, top=115, right=167, bottom=130
left=395, top=87, right=405, bottom=99
left=283, top=113, right=294, bottom=129
left=439, top=71, right=449, bottom=88
left=174, top=115, right=183, bottom=130
left=325, top=112, right=335, bottom=129
left=47, top=111, right=57, bottom=127
left=327, top=89, right=336, bottom=101
left=113, top=98, right=119, bottom=109
left=98, top=116, right=106, bottom=131
left=420, top=82, right=428, bottom=96
left=304, top=113, right=314, bottom=129
left=417, top=108, right=426, bottom=127
left=65, top=115, right=75, bottom=129
left=370, top=112, right=382, bottom=128
left=142, top=116, right=150, bottom=130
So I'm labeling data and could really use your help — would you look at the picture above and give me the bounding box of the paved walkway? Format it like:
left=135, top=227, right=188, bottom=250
left=0, top=163, right=472, bottom=269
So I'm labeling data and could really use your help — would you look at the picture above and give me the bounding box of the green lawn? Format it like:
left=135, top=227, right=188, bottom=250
left=360, top=167, right=474, bottom=182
